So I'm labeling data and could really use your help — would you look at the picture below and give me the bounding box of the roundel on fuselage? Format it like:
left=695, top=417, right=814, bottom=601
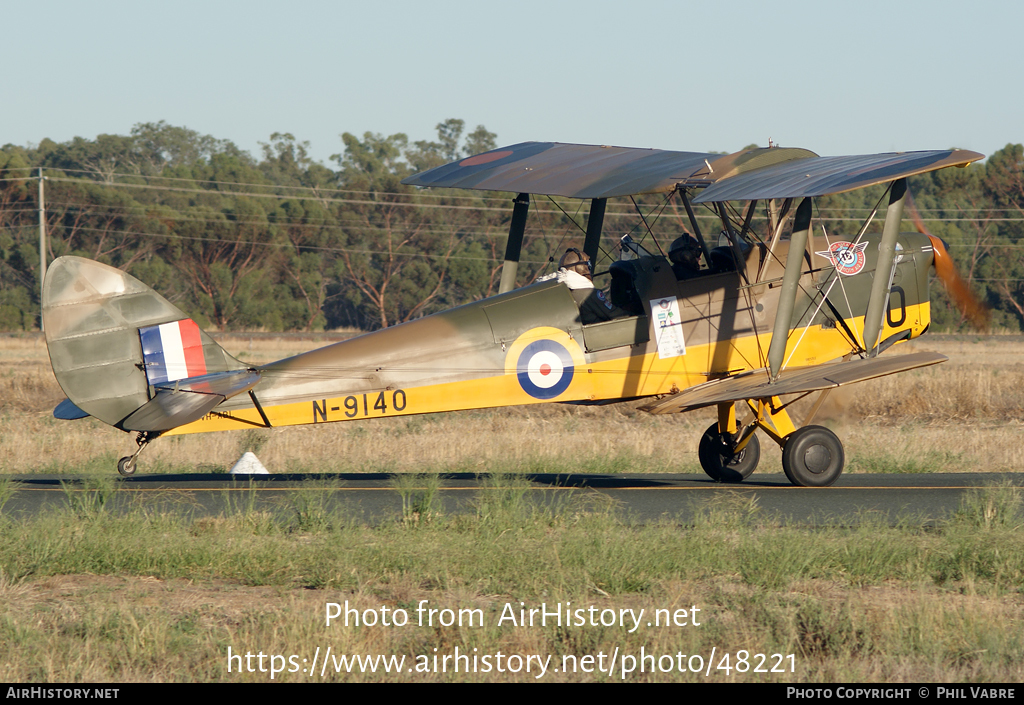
left=503, top=327, right=586, bottom=401
left=516, top=339, right=574, bottom=399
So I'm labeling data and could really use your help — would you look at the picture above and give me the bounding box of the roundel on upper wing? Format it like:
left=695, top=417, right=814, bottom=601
left=516, top=339, right=574, bottom=399
left=459, top=150, right=514, bottom=167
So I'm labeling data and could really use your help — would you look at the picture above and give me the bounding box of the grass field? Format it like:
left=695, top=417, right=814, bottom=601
left=0, top=334, right=1022, bottom=682
left=0, top=480, right=1021, bottom=682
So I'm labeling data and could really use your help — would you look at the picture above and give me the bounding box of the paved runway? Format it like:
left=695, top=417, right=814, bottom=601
left=4, top=472, right=1021, bottom=525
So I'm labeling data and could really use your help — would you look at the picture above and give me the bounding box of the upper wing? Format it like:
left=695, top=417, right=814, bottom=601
left=403, top=142, right=983, bottom=200
left=401, top=142, right=721, bottom=199
left=692, top=150, right=983, bottom=203
left=638, top=351, right=947, bottom=415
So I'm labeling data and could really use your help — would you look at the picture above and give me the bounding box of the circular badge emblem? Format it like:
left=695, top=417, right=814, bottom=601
left=516, top=340, right=574, bottom=399
left=817, top=241, right=868, bottom=276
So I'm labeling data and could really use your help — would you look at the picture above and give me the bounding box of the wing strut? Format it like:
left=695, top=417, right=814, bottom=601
left=582, top=198, right=606, bottom=263
left=716, top=201, right=756, bottom=286
left=862, top=178, right=907, bottom=355
left=498, top=193, right=530, bottom=294
left=767, top=197, right=813, bottom=381
left=759, top=198, right=793, bottom=281
left=678, top=190, right=713, bottom=267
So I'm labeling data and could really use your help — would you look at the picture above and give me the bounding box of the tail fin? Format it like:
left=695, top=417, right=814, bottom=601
left=43, top=256, right=248, bottom=430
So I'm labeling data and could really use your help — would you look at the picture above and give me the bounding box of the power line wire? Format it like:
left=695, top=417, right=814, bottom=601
left=44, top=224, right=551, bottom=263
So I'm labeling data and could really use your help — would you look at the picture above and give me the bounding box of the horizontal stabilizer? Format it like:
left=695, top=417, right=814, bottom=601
left=53, top=398, right=90, bottom=420
left=152, top=369, right=261, bottom=397
left=120, top=369, right=261, bottom=432
left=640, top=351, right=947, bottom=415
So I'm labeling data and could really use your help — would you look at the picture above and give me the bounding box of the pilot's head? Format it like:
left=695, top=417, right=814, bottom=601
left=669, top=234, right=701, bottom=270
left=559, top=248, right=593, bottom=279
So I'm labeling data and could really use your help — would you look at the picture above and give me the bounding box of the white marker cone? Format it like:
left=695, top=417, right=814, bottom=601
left=229, top=451, right=270, bottom=475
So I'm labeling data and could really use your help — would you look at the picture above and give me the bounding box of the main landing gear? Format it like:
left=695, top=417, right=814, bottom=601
left=117, top=431, right=160, bottom=476
left=697, top=396, right=845, bottom=487
left=699, top=423, right=760, bottom=483
left=781, top=425, right=844, bottom=487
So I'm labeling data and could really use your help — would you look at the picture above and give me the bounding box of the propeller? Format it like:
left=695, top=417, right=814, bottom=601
left=905, top=191, right=990, bottom=331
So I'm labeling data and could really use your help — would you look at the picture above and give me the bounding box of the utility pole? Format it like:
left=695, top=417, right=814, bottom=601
left=38, top=167, right=46, bottom=332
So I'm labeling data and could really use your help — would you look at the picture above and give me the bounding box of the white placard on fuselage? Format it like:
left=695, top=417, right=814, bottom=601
left=650, top=296, right=686, bottom=359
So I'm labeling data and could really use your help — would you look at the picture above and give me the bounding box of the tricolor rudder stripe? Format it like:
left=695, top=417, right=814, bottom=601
left=139, top=319, right=208, bottom=384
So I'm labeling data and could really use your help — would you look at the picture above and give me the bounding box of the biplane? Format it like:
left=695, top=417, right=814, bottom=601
left=43, top=141, right=985, bottom=485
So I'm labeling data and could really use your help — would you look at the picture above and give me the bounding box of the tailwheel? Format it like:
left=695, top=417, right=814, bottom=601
left=117, top=456, right=137, bottom=477
left=781, top=425, right=844, bottom=487
left=116, top=430, right=159, bottom=477
left=698, top=423, right=760, bottom=483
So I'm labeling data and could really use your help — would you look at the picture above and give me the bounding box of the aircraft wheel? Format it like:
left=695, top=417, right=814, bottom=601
left=781, top=425, right=844, bottom=487
left=117, top=456, right=137, bottom=477
left=698, top=423, right=760, bottom=483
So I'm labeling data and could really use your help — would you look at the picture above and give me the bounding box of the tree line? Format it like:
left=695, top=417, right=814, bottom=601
left=0, top=121, right=1021, bottom=332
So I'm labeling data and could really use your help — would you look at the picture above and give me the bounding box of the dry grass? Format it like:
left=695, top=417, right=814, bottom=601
left=2, top=334, right=1022, bottom=475
left=2, top=573, right=1021, bottom=682
left=841, top=337, right=1024, bottom=421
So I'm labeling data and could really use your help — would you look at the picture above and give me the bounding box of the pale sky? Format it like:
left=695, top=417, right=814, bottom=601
left=3, top=0, right=1020, bottom=164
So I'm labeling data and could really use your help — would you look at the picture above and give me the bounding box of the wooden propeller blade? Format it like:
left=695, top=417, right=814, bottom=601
left=905, top=192, right=990, bottom=331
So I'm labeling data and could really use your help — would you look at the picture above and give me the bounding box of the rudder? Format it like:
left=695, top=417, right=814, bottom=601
left=43, top=256, right=246, bottom=429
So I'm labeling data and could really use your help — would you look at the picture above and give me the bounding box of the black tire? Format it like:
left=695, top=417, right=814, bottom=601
left=698, top=423, right=760, bottom=483
left=117, top=456, right=136, bottom=477
left=781, top=425, right=844, bottom=487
